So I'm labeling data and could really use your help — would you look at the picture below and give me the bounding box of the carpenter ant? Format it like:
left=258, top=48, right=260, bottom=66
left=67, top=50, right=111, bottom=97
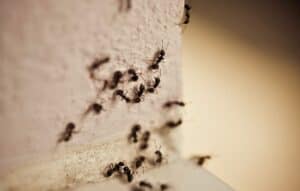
left=192, top=155, right=212, bottom=166
left=132, top=84, right=145, bottom=103
left=57, top=122, right=77, bottom=143
left=114, top=89, right=131, bottom=103
left=128, top=68, right=139, bottom=82
left=160, top=183, right=170, bottom=191
left=163, top=101, right=185, bottom=108
left=133, top=156, right=146, bottom=169
left=165, top=119, right=182, bottom=128
left=154, top=150, right=163, bottom=164
left=139, top=181, right=153, bottom=189
left=88, top=57, right=110, bottom=78
left=147, top=77, right=160, bottom=93
left=109, top=70, right=123, bottom=89
left=182, top=3, right=191, bottom=25
left=128, top=124, right=141, bottom=143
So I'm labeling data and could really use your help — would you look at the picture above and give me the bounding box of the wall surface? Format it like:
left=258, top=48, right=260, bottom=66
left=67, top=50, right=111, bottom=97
left=0, top=0, right=183, bottom=190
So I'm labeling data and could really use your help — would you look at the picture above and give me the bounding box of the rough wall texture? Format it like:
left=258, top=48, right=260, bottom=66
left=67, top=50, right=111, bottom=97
left=0, top=0, right=183, bottom=190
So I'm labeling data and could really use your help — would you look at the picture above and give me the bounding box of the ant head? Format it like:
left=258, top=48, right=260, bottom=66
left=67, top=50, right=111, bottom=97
left=128, top=68, right=135, bottom=74
left=114, top=70, right=123, bottom=78
left=92, top=103, right=102, bottom=113
left=132, top=124, right=141, bottom=131
left=155, top=77, right=160, bottom=83
left=66, top=122, right=75, bottom=130
left=117, top=161, right=125, bottom=167
left=115, top=89, right=124, bottom=95
left=185, top=3, right=191, bottom=10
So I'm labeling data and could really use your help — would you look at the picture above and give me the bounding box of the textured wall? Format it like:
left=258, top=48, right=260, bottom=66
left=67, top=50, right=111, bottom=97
left=0, top=0, right=183, bottom=190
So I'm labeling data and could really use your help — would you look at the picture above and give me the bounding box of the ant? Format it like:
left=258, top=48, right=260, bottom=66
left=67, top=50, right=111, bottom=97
left=182, top=3, right=191, bottom=25
left=84, top=103, right=103, bottom=115
left=160, top=183, right=170, bottom=191
left=88, top=57, right=110, bottom=79
left=139, top=131, right=151, bottom=150
left=128, top=124, right=141, bottom=143
left=103, top=162, right=125, bottom=177
left=139, top=181, right=153, bottom=189
left=133, top=155, right=146, bottom=169
left=128, top=68, right=139, bottom=82
left=148, top=41, right=168, bottom=70
left=154, top=150, right=163, bottom=164
left=192, top=155, right=212, bottom=166
left=163, top=101, right=185, bottom=108
left=114, top=89, right=131, bottom=103
left=165, top=119, right=182, bottom=128
left=132, top=84, right=145, bottom=103
left=109, top=70, right=123, bottom=89
left=57, top=122, right=77, bottom=143
left=147, top=77, right=160, bottom=93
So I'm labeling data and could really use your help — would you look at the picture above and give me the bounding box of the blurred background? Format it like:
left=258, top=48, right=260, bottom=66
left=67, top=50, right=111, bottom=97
left=181, top=1, right=300, bottom=191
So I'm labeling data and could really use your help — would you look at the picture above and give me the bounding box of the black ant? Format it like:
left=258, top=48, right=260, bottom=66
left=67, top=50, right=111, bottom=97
left=154, top=150, right=163, bottom=164
left=141, top=131, right=150, bottom=142
left=103, top=162, right=124, bottom=177
left=57, top=122, right=77, bottom=143
left=147, top=77, right=160, bottom=93
left=84, top=103, right=103, bottom=116
left=165, top=119, right=182, bottom=128
left=160, top=183, right=170, bottom=191
left=114, top=89, right=131, bottom=103
left=182, top=3, right=191, bottom=25
left=133, top=155, right=146, bottom=169
left=163, top=101, right=185, bottom=108
left=132, top=84, right=145, bottom=103
left=139, top=181, right=153, bottom=189
left=109, top=70, right=123, bottom=89
left=88, top=57, right=110, bottom=79
left=192, top=155, right=212, bottom=166
left=128, top=68, right=139, bottom=82
left=128, top=124, right=141, bottom=143
left=139, top=131, right=150, bottom=150
left=148, top=49, right=165, bottom=70
left=148, top=41, right=168, bottom=70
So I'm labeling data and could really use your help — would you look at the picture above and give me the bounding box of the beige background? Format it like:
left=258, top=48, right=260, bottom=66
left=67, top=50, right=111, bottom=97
left=182, top=2, right=300, bottom=191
